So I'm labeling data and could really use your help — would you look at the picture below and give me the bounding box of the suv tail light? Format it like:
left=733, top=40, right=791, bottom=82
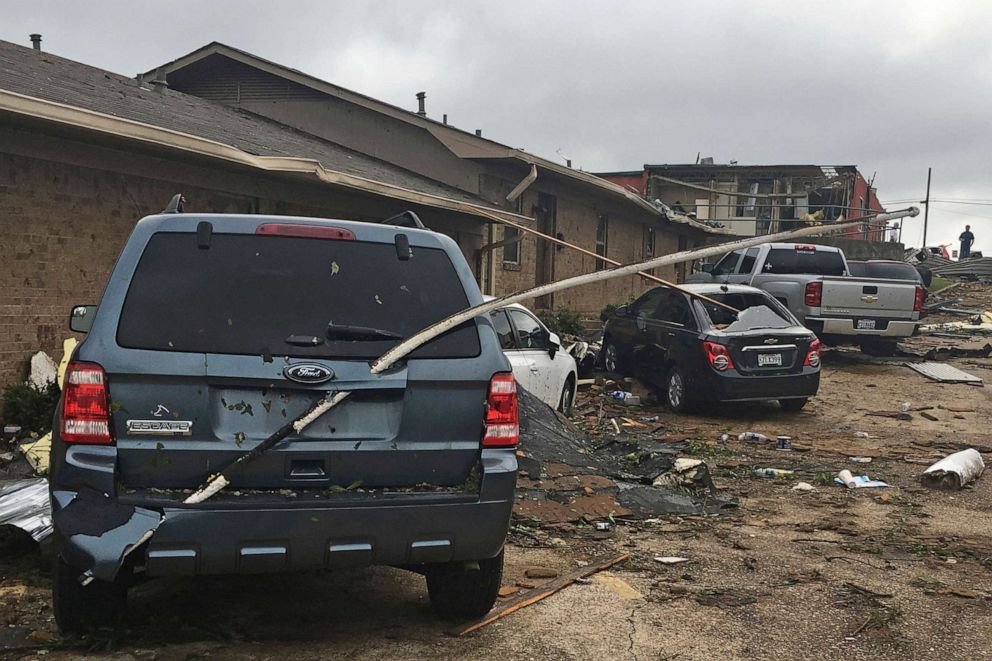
left=61, top=362, right=113, bottom=444
left=913, top=286, right=926, bottom=313
left=804, top=338, right=822, bottom=368
left=703, top=341, right=735, bottom=371
left=804, top=281, right=822, bottom=307
left=483, top=373, right=518, bottom=447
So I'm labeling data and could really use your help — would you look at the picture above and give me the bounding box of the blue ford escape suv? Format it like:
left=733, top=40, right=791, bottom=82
left=50, top=208, right=518, bottom=631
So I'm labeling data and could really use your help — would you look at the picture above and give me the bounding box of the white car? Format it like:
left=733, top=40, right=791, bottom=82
left=486, top=301, right=578, bottom=413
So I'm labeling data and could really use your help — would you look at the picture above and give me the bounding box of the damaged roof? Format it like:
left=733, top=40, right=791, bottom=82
left=0, top=39, right=507, bottom=213
left=140, top=41, right=726, bottom=234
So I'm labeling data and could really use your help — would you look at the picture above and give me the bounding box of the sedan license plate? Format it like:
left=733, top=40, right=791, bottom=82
left=758, top=352, right=783, bottom=367
left=857, top=319, right=877, bottom=330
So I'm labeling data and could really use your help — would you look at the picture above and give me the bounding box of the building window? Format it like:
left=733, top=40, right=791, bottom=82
left=643, top=225, right=656, bottom=260
left=595, top=213, right=609, bottom=270
left=502, top=226, right=520, bottom=264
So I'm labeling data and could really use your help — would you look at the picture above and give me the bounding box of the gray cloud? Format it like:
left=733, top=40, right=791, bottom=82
left=3, top=0, right=990, bottom=249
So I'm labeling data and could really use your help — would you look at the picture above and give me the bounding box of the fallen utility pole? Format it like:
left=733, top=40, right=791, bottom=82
left=185, top=207, right=919, bottom=504
left=474, top=207, right=742, bottom=315
left=445, top=553, right=630, bottom=636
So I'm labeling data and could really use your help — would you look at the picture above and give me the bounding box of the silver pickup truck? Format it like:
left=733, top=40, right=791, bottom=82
left=689, top=243, right=924, bottom=353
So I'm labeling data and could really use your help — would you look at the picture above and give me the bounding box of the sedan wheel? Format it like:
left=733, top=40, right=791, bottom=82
left=603, top=342, right=621, bottom=374
left=558, top=378, right=575, bottom=416
left=665, top=365, right=694, bottom=413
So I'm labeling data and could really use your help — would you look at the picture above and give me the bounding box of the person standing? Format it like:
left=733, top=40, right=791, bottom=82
left=959, top=225, right=975, bottom=259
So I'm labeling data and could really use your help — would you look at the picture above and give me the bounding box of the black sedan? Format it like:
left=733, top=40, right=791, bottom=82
left=602, top=284, right=821, bottom=413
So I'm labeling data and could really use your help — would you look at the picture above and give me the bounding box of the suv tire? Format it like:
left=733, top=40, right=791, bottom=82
left=53, top=556, right=127, bottom=633
left=426, top=549, right=504, bottom=619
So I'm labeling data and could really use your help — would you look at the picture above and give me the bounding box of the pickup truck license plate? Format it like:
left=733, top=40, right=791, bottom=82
left=758, top=353, right=783, bottom=366
left=857, top=319, right=877, bottom=330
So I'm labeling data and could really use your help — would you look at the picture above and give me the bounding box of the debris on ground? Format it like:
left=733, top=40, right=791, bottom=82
left=0, top=478, right=52, bottom=542
left=445, top=553, right=628, bottom=637
left=920, top=448, right=986, bottom=490
left=907, top=361, right=984, bottom=385
left=836, top=469, right=891, bottom=489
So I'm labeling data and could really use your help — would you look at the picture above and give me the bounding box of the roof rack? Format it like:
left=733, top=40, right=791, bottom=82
left=380, top=210, right=425, bottom=229
left=162, top=193, right=186, bottom=214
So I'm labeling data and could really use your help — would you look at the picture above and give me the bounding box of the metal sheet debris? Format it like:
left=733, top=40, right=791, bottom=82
left=0, top=478, right=52, bottom=542
left=907, top=362, right=984, bottom=385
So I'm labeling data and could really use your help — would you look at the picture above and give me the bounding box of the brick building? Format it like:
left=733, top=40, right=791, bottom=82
left=0, top=38, right=719, bottom=388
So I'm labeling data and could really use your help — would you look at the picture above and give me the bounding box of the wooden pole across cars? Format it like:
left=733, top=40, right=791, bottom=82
left=184, top=207, right=919, bottom=505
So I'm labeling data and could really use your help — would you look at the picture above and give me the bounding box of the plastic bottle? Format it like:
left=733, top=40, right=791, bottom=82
left=739, top=432, right=770, bottom=442
left=753, top=468, right=794, bottom=478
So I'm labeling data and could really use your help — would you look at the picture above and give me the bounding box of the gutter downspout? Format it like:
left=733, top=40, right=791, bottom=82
left=506, top=164, right=538, bottom=203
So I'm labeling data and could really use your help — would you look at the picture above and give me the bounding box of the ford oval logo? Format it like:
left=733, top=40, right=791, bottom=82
left=283, top=363, right=335, bottom=384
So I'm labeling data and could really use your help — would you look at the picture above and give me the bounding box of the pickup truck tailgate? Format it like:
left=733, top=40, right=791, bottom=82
left=820, top=277, right=917, bottom=320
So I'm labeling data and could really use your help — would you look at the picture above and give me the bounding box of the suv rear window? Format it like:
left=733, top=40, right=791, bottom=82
left=117, top=232, right=480, bottom=359
left=761, top=247, right=846, bottom=276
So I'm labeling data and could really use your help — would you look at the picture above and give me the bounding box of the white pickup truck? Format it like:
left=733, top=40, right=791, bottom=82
left=689, top=243, right=925, bottom=353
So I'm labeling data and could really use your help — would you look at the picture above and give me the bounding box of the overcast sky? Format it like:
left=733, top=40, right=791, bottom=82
left=4, top=0, right=991, bottom=251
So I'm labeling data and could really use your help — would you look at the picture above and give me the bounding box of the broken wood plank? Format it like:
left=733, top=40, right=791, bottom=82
left=445, top=553, right=629, bottom=637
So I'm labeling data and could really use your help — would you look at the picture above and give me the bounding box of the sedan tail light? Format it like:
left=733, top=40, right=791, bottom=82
left=804, top=281, right=822, bottom=307
left=804, top=339, right=822, bottom=368
left=703, top=341, right=735, bottom=371
left=61, top=362, right=113, bottom=444
left=483, top=373, right=518, bottom=447
left=913, top=286, right=926, bottom=312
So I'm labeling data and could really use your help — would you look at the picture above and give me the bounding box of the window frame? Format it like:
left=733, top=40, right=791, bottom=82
left=506, top=307, right=550, bottom=351
left=595, top=213, right=609, bottom=270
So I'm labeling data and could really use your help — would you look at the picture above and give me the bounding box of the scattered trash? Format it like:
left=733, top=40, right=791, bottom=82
left=0, top=478, right=53, bottom=542
left=592, top=574, right=643, bottom=600
left=900, top=402, right=912, bottom=412
left=609, top=418, right=621, bottom=435
left=497, top=586, right=520, bottom=598
left=775, top=435, right=792, bottom=451
left=739, top=432, right=769, bottom=442
left=836, top=469, right=891, bottom=489
left=792, top=482, right=816, bottom=492
left=753, top=468, right=794, bottom=479
left=28, top=351, right=57, bottom=389
left=652, top=458, right=712, bottom=491
left=853, top=431, right=871, bottom=439
left=920, top=448, right=985, bottom=490
left=849, top=456, right=873, bottom=464
left=654, top=556, right=690, bottom=565
left=920, top=412, right=940, bottom=422
left=594, top=521, right=611, bottom=532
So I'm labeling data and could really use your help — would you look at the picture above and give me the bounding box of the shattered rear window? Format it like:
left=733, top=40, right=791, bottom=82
left=761, top=248, right=846, bottom=276
left=694, top=292, right=796, bottom=331
left=117, top=232, right=480, bottom=359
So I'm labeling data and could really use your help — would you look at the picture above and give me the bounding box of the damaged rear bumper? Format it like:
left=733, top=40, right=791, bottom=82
left=142, top=496, right=512, bottom=576
left=51, top=451, right=515, bottom=579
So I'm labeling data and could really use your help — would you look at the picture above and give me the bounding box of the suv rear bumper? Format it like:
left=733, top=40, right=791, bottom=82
left=805, top=317, right=917, bottom=337
left=51, top=449, right=516, bottom=578
left=143, top=496, right=513, bottom=576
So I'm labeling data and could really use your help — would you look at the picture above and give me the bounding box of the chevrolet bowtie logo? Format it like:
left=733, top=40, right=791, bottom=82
left=763, top=338, right=779, bottom=344
left=861, top=295, right=879, bottom=304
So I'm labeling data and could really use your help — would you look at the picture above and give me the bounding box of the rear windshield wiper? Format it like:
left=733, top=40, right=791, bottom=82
left=325, top=324, right=404, bottom=341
